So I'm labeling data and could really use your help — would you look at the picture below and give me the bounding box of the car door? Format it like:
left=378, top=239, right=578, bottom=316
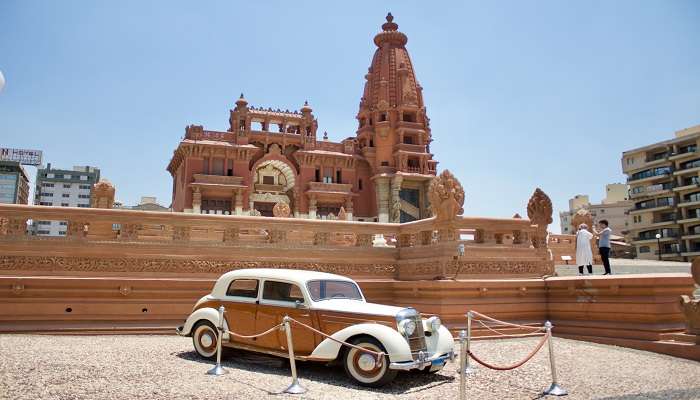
left=255, top=279, right=318, bottom=355
left=222, top=278, right=259, bottom=346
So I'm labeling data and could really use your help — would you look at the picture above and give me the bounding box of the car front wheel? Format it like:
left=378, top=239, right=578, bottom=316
left=192, top=321, right=218, bottom=359
left=343, top=337, right=397, bottom=387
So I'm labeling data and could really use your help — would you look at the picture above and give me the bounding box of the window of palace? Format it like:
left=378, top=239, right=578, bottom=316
left=336, top=170, right=342, bottom=184
left=315, top=168, right=321, bottom=182
left=358, top=179, right=363, bottom=190
left=403, top=135, right=414, bottom=144
left=212, top=158, right=224, bottom=175
left=262, top=175, right=275, bottom=185
left=402, top=112, right=416, bottom=122
left=203, top=157, right=210, bottom=174
left=379, top=113, right=387, bottom=122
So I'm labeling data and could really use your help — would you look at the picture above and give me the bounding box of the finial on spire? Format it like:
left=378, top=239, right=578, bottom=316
left=323, top=131, right=328, bottom=140
left=381, top=12, right=399, bottom=32
left=235, top=93, right=248, bottom=107
left=239, top=93, right=244, bottom=99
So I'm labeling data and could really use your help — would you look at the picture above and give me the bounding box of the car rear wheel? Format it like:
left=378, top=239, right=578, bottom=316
left=343, top=337, right=397, bottom=387
left=192, top=321, right=218, bottom=359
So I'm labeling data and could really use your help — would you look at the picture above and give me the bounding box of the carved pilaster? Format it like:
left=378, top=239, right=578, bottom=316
left=308, top=195, right=317, bottom=219
left=398, top=233, right=413, bottom=248
left=268, top=229, right=287, bottom=244
left=223, top=227, right=240, bottom=244
left=67, top=220, right=88, bottom=239
left=314, top=232, right=330, bottom=245
left=474, top=229, right=485, bottom=244
left=419, top=230, right=432, bottom=245
left=119, top=223, right=141, bottom=241
left=172, top=226, right=191, bottom=242
left=0, top=217, right=27, bottom=237
left=355, top=233, right=373, bottom=247
left=512, top=230, right=522, bottom=245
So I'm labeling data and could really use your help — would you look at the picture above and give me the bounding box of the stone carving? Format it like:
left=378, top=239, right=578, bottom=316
left=249, top=209, right=262, bottom=217
left=0, top=217, right=27, bottom=237
left=355, top=233, right=373, bottom=247
left=527, top=188, right=553, bottom=249
left=90, top=180, right=116, bottom=209
left=427, top=170, right=465, bottom=222
left=680, top=258, right=700, bottom=334
left=268, top=229, right=287, bottom=243
left=571, top=208, right=593, bottom=231
left=272, top=202, right=291, bottom=218
left=119, top=223, right=141, bottom=241
left=223, top=227, right=240, bottom=243
left=67, top=220, right=88, bottom=239
left=314, top=232, right=330, bottom=245
left=0, top=255, right=397, bottom=277
left=398, top=259, right=550, bottom=278
left=172, top=226, right=191, bottom=242
left=338, top=207, right=347, bottom=221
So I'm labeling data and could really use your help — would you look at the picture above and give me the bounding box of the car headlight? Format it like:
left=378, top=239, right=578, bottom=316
left=427, top=316, right=442, bottom=332
left=398, top=319, right=417, bottom=336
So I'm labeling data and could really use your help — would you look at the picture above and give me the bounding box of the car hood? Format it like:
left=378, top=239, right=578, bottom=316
left=311, top=299, right=407, bottom=317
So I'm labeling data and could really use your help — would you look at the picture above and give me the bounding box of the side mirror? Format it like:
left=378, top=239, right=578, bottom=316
left=295, top=300, right=308, bottom=309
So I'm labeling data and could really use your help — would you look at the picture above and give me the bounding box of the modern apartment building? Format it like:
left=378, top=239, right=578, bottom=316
left=0, top=161, right=30, bottom=204
left=622, top=124, right=700, bottom=261
left=559, top=184, right=630, bottom=235
left=32, top=164, right=100, bottom=236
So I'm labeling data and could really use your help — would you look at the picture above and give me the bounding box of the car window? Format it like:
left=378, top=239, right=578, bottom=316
left=226, top=279, right=259, bottom=298
left=307, top=280, right=363, bottom=301
left=262, top=281, right=304, bottom=303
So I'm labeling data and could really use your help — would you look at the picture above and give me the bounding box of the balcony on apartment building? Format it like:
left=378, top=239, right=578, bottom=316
left=669, top=144, right=698, bottom=161
left=678, top=192, right=700, bottom=208
left=681, top=224, right=700, bottom=241
left=673, top=158, right=700, bottom=176
left=630, top=182, right=674, bottom=199
left=678, top=208, right=700, bottom=224
left=658, top=243, right=683, bottom=258
left=634, top=228, right=680, bottom=244
left=629, top=197, right=675, bottom=214
left=672, top=175, right=700, bottom=192
left=627, top=166, right=672, bottom=184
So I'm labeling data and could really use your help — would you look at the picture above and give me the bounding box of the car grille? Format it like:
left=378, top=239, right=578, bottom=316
left=406, top=315, right=427, bottom=358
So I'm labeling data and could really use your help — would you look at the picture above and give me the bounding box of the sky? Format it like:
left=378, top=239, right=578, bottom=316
left=1, top=0, right=699, bottom=232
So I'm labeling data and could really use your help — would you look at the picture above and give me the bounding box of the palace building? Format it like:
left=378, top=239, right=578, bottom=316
left=167, top=14, right=438, bottom=222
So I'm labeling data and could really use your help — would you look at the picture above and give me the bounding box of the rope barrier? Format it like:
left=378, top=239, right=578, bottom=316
left=466, top=331, right=550, bottom=371
left=474, top=319, right=546, bottom=338
left=226, top=323, right=284, bottom=340
left=470, top=310, right=546, bottom=333
left=286, top=316, right=386, bottom=367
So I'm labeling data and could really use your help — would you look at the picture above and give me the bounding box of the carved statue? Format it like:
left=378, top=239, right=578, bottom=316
left=427, top=170, right=465, bottom=222
left=527, top=188, right=553, bottom=250
left=680, top=258, right=700, bottom=335
left=572, top=208, right=593, bottom=231
left=338, top=207, right=347, bottom=221
left=527, top=188, right=553, bottom=229
left=391, top=198, right=402, bottom=222
left=272, top=202, right=291, bottom=218
left=90, top=180, right=115, bottom=209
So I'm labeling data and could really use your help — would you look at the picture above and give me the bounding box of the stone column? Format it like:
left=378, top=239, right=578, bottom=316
left=390, top=175, right=403, bottom=223
left=235, top=189, right=243, bottom=215
left=375, top=176, right=391, bottom=223
left=308, top=195, right=317, bottom=219
left=344, top=197, right=354, bottom=221
left=192, top=187, right=202, bottom=214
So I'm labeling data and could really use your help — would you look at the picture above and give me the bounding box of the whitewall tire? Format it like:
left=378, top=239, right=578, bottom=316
left=343, top=337, right=397, bottom=387
left=192, top=321, right=218, bottom=359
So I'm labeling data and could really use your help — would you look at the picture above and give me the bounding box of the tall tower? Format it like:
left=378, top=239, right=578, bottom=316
left=356, top=13, right=438, bottom=223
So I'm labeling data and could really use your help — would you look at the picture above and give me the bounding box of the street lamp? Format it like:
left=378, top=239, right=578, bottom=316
left=655, top=233, right=662, bottom=261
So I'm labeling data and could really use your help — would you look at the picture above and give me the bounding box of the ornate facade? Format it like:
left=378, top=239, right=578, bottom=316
left=167, top=14, right=437, bottom=222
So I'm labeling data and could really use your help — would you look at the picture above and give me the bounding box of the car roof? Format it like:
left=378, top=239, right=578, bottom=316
left=216, top=268, right=356, bottom=286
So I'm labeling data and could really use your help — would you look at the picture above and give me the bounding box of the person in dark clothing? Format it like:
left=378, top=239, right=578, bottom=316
left=593, top=220, right=612, bottom=275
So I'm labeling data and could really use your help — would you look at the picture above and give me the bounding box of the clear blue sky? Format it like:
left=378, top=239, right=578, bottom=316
left=1, top=1, right=698, bottom=232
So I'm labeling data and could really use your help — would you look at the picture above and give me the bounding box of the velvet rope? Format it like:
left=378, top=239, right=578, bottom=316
left=467, top=332, right=550, bottom=371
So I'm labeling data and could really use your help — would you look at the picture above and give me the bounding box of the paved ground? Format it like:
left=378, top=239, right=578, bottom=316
left=555, top=258, right=691, bottom=277
left=2, top=334, right=699, bottom=400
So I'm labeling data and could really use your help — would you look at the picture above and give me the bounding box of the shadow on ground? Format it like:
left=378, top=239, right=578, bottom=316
left=174, top=348, right=454, bottom=395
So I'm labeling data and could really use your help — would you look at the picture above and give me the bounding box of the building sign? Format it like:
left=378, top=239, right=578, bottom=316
left=0, top=148, right=43, bottom=166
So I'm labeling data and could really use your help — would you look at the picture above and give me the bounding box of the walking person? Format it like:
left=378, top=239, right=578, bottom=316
left=594, top=220, right=613, bottom=275
left=575, top=224, right=594, bottom=275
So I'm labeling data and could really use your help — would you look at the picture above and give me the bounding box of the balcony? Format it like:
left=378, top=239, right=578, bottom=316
left=669, top=147, right=697, bottom=161
left=634, top=234, right=679, bottom=244
left=254, top=183, right=285, bottom=192
left=630, top=183, right=673, bottom=199
left=629, top=200, right=675, bottom=214
left=307, top=182, right=353, bottom=194
left=192, top=174, right=244, bottom=186
left=627, top=171, right=672, bottom=184
left=395, top=143, right=427, bottom=153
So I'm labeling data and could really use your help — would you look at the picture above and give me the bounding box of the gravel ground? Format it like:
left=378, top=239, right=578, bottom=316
left=1, top=334, right=699, bottom=400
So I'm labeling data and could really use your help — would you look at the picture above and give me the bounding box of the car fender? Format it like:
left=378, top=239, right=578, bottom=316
left=309, top=323, right=413, bottom=363
left=181, top=307, right=229, bottom=340
left=422, top=324, right=455, bottom=357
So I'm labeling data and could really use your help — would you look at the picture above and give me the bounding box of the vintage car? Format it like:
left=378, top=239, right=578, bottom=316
left=177, top=268, right=454, bottom=386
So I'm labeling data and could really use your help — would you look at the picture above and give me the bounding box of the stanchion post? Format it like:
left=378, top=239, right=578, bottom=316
left=458, top=330, right=467, bottom=400
left=282, top=316, right=306, bottom=394
left=542, top=321, right=567, bottom=396
left=206, top=305, right=228, bottom=376
left=464, top=311, right=475, bottom=374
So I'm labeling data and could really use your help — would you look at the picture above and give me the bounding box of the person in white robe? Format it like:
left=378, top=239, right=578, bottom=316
left=575, top=224, right=594, bottom=275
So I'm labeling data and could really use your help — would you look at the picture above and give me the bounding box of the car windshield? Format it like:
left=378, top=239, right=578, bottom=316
left=306, top=280, right=364, bottom=301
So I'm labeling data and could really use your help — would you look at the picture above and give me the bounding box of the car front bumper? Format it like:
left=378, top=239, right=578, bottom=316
left=388, top=351, right=455, bottom=371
